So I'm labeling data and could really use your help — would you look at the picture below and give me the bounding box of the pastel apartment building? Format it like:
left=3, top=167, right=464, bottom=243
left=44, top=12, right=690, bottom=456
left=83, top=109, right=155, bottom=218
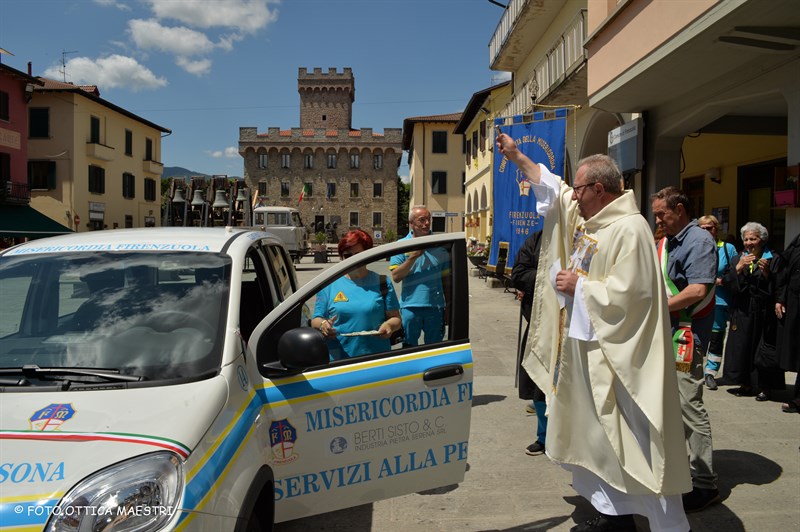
left=27, top=76, right=170, bottom=232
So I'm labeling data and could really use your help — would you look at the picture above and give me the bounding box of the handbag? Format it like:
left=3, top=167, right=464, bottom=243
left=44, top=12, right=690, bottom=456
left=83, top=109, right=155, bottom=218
left=754, top=305, right=780, bottom=370
left=754, top=337, right=779, bottom=369
left=379, top=274, right=405, bottom=346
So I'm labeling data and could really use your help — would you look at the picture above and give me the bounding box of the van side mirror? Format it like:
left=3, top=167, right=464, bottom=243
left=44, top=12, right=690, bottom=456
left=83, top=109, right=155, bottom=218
left=262, top=327, right=329, bottom=374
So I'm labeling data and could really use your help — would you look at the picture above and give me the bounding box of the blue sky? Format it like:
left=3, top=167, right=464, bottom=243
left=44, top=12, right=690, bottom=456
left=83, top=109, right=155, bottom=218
left=1, top=0, right=510, bottom=179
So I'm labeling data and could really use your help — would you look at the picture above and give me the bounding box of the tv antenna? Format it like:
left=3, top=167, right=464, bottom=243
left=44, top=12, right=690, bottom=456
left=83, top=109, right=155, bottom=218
left=60, top=49, right=78, bottom=82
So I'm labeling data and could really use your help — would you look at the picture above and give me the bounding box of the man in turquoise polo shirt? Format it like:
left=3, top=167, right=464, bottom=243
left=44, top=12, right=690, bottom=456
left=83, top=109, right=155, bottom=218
left=390, top=206, right=450, bottom=346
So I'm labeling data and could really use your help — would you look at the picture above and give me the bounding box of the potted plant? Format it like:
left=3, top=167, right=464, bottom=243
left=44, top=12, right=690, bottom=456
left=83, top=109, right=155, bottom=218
left=313, top=231, right=328, bottom=263
left=467, top=239, right=488, bottom=268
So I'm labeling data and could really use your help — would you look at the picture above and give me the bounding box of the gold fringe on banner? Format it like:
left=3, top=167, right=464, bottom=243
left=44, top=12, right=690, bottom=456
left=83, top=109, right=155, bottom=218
left=495, top=103, right=582, bottom=185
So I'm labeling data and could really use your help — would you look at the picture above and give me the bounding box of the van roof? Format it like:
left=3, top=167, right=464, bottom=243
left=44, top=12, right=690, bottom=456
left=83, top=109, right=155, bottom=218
left=1, top=227, right=282, bottom=257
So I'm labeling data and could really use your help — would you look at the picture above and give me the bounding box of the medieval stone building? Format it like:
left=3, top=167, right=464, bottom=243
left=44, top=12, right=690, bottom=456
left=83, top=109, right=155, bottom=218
left=239, top=67, right=401, bottom=242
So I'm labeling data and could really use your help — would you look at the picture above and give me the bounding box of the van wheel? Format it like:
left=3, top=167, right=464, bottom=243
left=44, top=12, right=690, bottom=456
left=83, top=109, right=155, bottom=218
left=236, top=472, right=274, bottom=532
left=245, top=512, right=264, bottom=532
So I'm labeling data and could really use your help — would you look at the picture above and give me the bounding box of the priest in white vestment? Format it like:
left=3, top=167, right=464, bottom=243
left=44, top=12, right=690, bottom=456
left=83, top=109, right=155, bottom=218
left=496, top=134, right=692, bottom=532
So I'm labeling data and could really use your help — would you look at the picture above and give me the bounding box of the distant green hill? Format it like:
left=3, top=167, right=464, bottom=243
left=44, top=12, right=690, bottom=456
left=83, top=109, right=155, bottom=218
left=162, top=167, right=243, bottom=181
left=162, top=166, right=210, bottom=179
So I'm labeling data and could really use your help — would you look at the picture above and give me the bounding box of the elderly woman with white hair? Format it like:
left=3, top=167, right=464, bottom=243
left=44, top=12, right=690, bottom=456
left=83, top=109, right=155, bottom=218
left=723, top=222, right=785, bottom=401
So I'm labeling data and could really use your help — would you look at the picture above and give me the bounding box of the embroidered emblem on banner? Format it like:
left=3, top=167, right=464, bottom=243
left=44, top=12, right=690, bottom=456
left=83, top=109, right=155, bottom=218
left=269, top=419, right=299, bottom=465
left=516, top=169, right=531, bottom=196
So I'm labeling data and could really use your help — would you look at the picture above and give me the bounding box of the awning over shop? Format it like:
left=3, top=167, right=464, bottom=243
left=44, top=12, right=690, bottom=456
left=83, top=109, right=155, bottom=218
left=0, top=205, right=73, bottom=238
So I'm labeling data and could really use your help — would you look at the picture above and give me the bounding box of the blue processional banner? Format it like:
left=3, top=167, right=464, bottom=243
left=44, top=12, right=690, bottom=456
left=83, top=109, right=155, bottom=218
left=489, top=110, right=568, bottom=273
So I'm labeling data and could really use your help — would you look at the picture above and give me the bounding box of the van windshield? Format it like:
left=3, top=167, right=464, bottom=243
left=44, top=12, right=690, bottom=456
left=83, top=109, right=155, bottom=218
left=0, top=252, right=230, bottom=385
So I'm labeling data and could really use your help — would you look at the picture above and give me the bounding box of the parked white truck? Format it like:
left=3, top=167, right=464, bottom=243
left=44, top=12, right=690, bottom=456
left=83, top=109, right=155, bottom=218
left=252, top=206, right=309, bottom=263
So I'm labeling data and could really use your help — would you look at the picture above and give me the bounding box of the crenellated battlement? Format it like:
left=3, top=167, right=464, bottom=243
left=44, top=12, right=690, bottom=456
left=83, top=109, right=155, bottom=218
left=298, top=67, right=354, bottom=79
left=241, top=127, right=402, bottom=144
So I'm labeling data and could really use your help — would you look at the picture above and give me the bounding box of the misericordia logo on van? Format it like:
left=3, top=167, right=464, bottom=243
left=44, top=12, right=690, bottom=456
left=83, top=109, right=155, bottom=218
left=269, top=419, right=299, bottom=465
left=30, top=404, right=76, bottom=431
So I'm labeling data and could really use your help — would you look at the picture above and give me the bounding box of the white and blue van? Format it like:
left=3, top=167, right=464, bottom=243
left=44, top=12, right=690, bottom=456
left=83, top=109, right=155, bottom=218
left=0, top=227, right=473, bottom=531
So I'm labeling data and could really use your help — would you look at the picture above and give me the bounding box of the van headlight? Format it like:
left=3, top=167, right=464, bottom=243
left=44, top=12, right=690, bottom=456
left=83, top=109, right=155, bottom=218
left=46, top=452, right=183, bottom=532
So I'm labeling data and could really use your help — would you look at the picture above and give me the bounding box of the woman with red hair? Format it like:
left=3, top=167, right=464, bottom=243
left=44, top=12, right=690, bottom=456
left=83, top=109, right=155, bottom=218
left=311, top=229, right=402, bottom=359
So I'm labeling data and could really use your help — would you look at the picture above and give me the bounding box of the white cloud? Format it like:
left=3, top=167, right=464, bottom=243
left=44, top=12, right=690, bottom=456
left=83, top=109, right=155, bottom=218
left=176, top=56, right=212, bottom=76
left=108, top=39, right=130, bottom=51
left=95, top=1, right=281, bottom=83
left=146, top=0, right=279, bottom=33
left=43, top=55, right=167, bottom=91
left=207, top=147, right=240, bottom=159
left=215, top=34, right=241, bottom=52
left=93, top=0, right=131, bottom=11
left=128, top=17, right=252, bottom=77
left=129, top=19, right=216, bottom=56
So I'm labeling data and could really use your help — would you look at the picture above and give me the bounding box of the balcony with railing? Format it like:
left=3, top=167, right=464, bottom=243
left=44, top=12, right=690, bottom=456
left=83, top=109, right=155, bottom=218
left=500, top=9, right=588, bottom=119
left=143, top=158, right=164, bottom=175
left=532, top=10, right=587, bottom=102
left=1, top=179, right=31, bottom=204
left=86, top=141, right=115, bottom=161
left=489, top=0, right=572, bottom=70
left=489, top=0, right=531, bottom=68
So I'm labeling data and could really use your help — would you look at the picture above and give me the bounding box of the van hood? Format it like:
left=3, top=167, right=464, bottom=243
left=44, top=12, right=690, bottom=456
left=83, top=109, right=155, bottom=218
left=0, top=376, right=228, bottom=526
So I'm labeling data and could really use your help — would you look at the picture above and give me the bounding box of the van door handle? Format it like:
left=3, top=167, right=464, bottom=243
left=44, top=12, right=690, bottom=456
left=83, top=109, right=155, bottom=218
left=423, top=364, right=464, bottom=382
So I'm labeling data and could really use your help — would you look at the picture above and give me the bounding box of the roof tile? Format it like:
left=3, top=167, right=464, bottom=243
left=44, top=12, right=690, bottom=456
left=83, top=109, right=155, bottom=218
left=404, top=112, right=462, bottom=123
left=37, top=77, right=100, bottom=96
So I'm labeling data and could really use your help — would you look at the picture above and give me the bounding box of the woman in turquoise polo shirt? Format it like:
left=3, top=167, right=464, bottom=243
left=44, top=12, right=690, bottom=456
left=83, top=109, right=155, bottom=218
left=311, top=229, right=402, bottom=359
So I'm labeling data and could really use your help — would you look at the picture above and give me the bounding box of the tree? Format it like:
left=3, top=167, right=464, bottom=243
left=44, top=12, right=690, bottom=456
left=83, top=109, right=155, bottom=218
left=397, top=177, right=410, bottom=236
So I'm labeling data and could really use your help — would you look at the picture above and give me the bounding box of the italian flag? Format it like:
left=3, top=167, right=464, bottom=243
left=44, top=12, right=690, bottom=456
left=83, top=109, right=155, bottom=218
left=298, top=183, right=308, bottom=204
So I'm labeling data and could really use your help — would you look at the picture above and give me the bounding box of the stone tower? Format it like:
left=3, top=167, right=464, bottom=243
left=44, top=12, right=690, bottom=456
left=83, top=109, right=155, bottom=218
left=298, top=67, right=354, bottom=130
left=239, top=67, right=401, bottom=242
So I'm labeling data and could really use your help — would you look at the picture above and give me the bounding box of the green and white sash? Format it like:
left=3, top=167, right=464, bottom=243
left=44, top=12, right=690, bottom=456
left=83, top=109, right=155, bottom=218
left=657, top=237, right=715, bottom=372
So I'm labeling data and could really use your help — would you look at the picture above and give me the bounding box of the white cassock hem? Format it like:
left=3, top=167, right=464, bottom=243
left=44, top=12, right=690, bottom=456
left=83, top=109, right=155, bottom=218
left=569, top=466, right=689, bottom=532
left=565, top=376, right=689, bottom=532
